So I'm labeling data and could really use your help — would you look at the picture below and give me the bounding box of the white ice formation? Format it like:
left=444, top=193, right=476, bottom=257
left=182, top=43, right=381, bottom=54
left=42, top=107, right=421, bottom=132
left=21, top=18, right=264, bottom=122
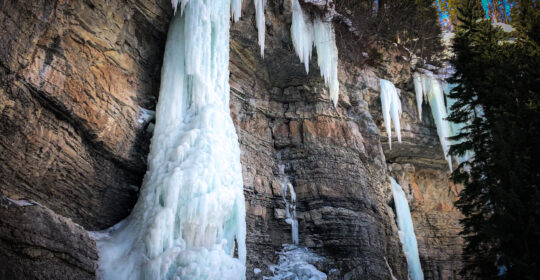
left=390, top=177, right=424, bottom=280
left=443, top=82, right=473, bottom=166
left=380, top=79, right=403, bottom=149
left=264, top=244, right=327, bottom=280
left=279, top=164, right=299, bottom=245
left=290, top=0, right=340, bottom=107
left=254, top=0, right=266, bottom=57
left=94, top=1, right=247, bottom=279
left=413, top=72, right=454, bottom=170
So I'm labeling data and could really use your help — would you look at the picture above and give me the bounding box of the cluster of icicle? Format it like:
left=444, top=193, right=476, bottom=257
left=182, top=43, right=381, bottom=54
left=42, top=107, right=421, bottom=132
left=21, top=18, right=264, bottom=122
left=413, top=71, right=472, bottom=170
left=379, top=79, right=403, bottom=149
left=254, top=0, right=340, bottom=106
left=390, top=177, right=424, bottom=280
left=380, top=70, right=474, bottom=171
left=94, top=0, right=247, bottom=279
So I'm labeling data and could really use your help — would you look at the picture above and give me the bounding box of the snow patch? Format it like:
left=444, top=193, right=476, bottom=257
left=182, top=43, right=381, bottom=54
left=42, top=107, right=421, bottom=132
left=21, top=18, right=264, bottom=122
left=264, top=244, right=327, bottom=280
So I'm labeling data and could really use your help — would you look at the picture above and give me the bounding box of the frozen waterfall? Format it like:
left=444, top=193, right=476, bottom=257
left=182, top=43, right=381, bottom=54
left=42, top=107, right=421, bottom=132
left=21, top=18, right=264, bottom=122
left=390, top=177, right=424, bottom=280
left=380, top=79, right=403, bottom=149
left=279, top=164, right=298, bottom=245
left=94, top=1, right=246, bottom=279
left=268, top=164, right=328, bottom=279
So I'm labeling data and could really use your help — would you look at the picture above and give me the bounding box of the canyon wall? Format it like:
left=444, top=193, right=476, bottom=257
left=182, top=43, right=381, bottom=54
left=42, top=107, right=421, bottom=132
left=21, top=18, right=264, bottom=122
left=0, top=0, right=462, bottom=279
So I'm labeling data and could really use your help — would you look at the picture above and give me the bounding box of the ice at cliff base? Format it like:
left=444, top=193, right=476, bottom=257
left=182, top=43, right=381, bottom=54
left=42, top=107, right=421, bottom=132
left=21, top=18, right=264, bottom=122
left=94, top=0, right=247, bottom=279
left=390, top=177, right=424, bottom=280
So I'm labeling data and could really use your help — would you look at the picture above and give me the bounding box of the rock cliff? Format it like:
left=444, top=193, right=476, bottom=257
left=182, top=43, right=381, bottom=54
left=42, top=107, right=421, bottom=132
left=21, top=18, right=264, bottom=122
left=0, top=0, right=463, bottom=279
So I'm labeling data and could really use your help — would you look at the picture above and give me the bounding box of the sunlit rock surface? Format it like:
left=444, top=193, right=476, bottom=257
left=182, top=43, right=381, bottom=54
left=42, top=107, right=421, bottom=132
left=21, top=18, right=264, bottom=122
left=0, top=0, right=464, bottom=279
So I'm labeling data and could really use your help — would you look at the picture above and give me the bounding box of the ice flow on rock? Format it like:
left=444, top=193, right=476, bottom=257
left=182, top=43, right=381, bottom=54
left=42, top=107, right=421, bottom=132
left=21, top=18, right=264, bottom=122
left=94, top=1, right=247, bottom=279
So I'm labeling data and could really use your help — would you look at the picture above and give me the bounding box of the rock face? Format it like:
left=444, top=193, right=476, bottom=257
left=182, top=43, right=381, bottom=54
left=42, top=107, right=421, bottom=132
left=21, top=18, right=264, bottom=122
left=0, top=0, right=170, bottom=230
left=0, top=0, right=170, bottom=278
left=229, top=2, right=407, bottom=278
left=0, top=0, right=463, bottom=279
left=0, top=195, right=98, bottom=279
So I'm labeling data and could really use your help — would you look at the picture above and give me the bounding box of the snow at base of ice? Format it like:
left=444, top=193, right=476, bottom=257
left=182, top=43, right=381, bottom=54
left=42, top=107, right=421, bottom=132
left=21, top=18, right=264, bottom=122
left=264, top=244, right=327, bottom=280
left=380, top=79, right=402, bottom=149
left=390, top=177, right=424, bottom=280
left=5, top=198, right=35, bottom=207
left=290, top=0, right=340, bottom=106
left=95, top=1, right=246, bottom=279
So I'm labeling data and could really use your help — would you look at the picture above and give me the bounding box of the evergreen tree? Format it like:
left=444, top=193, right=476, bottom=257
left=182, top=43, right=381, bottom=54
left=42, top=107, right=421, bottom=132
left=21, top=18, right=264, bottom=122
left=448, top=0, right=540, bottom=278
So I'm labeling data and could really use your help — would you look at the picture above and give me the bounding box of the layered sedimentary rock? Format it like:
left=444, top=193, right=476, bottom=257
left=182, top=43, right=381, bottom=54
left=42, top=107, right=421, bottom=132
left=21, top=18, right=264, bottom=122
left=0, top=0, right=170, bottom=229
left=0, top=0, right=462, bottom=279
left=229, top=2, right=409, bottom=278
left=0, top=195, right=98, bottom=279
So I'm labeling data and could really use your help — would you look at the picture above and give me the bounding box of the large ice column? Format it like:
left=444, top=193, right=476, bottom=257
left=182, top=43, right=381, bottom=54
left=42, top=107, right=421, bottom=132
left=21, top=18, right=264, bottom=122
left=254, top=0, right=266, bottom=57
left=390, top=177, right=424, bottom=280
left=380, top=79, right=403, bottom=149
left=94, top=1, right=247, bottom=279
left=290, top=0, right=340, bottom=106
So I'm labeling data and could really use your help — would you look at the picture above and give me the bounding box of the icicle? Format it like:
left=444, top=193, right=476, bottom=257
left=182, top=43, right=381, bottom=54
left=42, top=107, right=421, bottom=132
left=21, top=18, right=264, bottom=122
left=291, top=0, right=314, bottom=74
left=231, top=0, right=243, bottom=22
left=94, top=1, right=247, bottom=279
left=413, top=72, right=423, bottom=120
left=443, top=82, right=474, bottom=167
left=254, top=0, right=266, bottom=57
left=290, top=0, right=340, bottom=106
left=313, top=17, right=339, bottom=107
left=413, top=72, right=453, bottom=170
left=426, top=75, right=453, bottom=170
left=380, top=79, right=402, bottom=149
left=390, top=177, right=424, bottom=280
